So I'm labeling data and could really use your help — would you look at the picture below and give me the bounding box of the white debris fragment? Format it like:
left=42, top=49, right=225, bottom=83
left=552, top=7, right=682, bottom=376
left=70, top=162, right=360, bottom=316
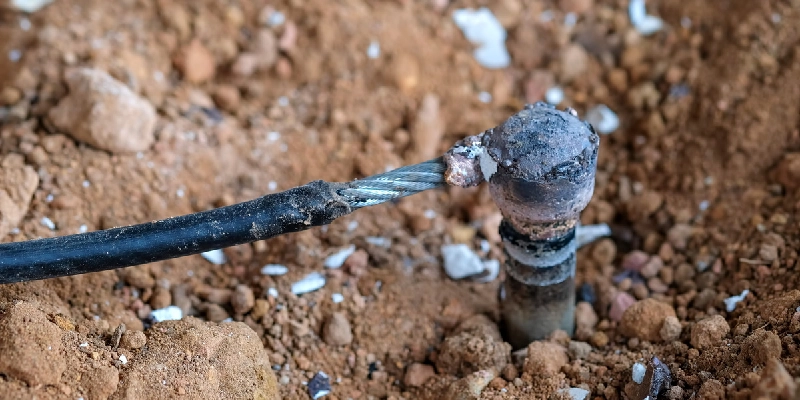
left=78, top=224, right=88, bottom=234
left=11, top=0, right=53, bottom=13
left=268, top=11, right=285, bottom=27
left=628, top=0, right=664, bottom=36
left=478, top=91, right=492, bottom=103
left=452, top=7, right=511, bottom=69
left=367, top=40, right=380, bottom=59
left=477, top=259, right=500, bottom=283
left=8, top=49, right=21, bottom=62
left=576, top=223, right=612, bottom=248
left=559, top=387, right=590, bottom=400
left=632, top=362, right=646, bottom=384
left=479, top=149, right=498, bottom=181
left=585, top=105, right=620, bottom=134
left=268, top=181, right=277, bottom=191
left=423, top=209, right=437, bottom=219
left=291, top=272, right=326, bottom=295
left=365, top=236, right=391, bottom=248
left=564, top=12, right=578, bottom=28
left=201, top=249, right=227, bottom=265
left=261, top=264, right=289, bottom=276
left=347, top=220, right=359, bottom=232
left=545, top=86, right=564, bottom=105
left=331, top=293, right=344, bottom=304
left=150, top=305, right=183, bottom=322
left=442, top=244, right=485, bottom=280
left=324, top=245, right=356, bottom=269
left=724, top=289, right=749, bottom=312
left=119, top=354, right=128, bottom=365
left=40, top=217, right=56, bottom=230
left=267, top=287, right=279, bottom=298
left=19, top=17, right=31, bottom=31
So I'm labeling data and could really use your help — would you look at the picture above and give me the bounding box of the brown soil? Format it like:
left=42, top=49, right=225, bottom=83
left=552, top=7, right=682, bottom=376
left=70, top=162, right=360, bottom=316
left=1, top=0, right=799, bottom=399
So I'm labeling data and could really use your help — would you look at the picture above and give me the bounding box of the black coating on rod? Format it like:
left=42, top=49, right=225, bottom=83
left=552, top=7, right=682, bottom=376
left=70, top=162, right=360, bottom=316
left=0, top=180, right=352, bottom=284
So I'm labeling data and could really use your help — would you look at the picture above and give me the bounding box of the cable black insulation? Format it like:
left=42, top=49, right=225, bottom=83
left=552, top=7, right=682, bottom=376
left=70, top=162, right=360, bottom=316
left=0, top=180, right=352, bottom=284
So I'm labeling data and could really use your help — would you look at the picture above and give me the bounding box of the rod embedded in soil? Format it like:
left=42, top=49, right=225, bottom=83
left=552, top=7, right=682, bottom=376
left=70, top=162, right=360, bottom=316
left=445, top=102, right=600, bottom=349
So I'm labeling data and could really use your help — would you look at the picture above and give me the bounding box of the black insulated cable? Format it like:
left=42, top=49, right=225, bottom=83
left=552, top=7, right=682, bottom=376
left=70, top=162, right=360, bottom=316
left=0, top=157, right=448, bottom=284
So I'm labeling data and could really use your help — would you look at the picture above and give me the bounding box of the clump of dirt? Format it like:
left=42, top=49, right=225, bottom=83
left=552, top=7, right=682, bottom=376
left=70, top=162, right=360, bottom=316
left=116, top=317, right=279, bottom=399
left=1, top=0, right=800, bottom=398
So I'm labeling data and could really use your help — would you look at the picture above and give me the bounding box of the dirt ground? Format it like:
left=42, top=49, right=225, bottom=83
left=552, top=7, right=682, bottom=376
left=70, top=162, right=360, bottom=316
left=1, top=0, right=800, bottom=399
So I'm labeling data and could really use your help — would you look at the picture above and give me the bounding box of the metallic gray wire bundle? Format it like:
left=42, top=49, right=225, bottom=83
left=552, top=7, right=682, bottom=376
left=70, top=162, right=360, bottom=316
left=338, top=157, right=448, bottom=209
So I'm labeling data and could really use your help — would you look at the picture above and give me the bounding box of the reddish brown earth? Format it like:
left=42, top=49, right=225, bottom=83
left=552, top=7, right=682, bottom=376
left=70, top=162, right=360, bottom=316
left=1, top=0, right=799, bottom=399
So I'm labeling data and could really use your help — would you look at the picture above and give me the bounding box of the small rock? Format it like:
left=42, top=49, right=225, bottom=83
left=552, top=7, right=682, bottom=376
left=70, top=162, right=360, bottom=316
left=609, top=292, right=637, bottom=322
left=213, top=85, right=241, bottom=112
left=0, top=155, right=39, bottom=238
left=409, top=93, right=445, bottom=163
left=752, top=358, right=797, bottom=399
left=150, top=306, right=182, bottom=322
left=452, top=7, right=510, bottom=69
left=390, top=53, right=421, bottom=94
left=250, top=299, right=270, bottom=321
left=205, top=304, right=229, bottom=323
left=437, top=317, right=510, bottom=376
left=568, top=341, right=592, bottom=360
left=260, top=264, right=288, bottom=276
left=640, top=256, right=664, bottom=278
left=562, top=387, right=590, bottom=400
left=344, top=249, right=369, bottom=276
left=626, top=191, right=663, bottom=221
left=575, top=301, right=598, bottom=339
left=10, top=0, right=54, bottom=13
left=404, top=363, right=435, bottom=387
left=149, top=287, right=172, bottom=310
left=442, top=244, right=485, bottom=280
left=558, top=0, right=594, bottom=14
left=659, top=316, right=682, bottom=342
left=232, top=53, right=260, bottom=77
left=0, top=87, right=22, bottom=106
left=308, top=371, right=332, bottom=399
left=322, top=312, right=353, bottom=346
left=231, top=284, right=255, bottom=315
left=632, top=362, right=646, bottom=384
left=201, top=249, right=227, bottom=265
left=772, top=153, right=800, bottom=190
left=173, top=39, right=216, bottom=83
left=697, top=379, right=725, bottom=399
left=325, top=245, right=356, bottom=269
left=620, top=298, right=677, bottom=342
left=723, top=289, right=749, bottom=312
left=585, top=104, right=619, bottom=134
left=48, top=68, right=156, bottom=153
left=632, top=357, right=672, bottom=400
left=204, top=288, right=232, bottom=304
left=622, top=250, right=649, bottom=272
left=666, top=224, right=693, bottom=250
left=590, top=238, right=617, bottom=266
left=120, top=330, right=147, bottom=350
left=559, top=44, right=588, bottom=83
left=742, top=328, right=782, bottom=365
left=690, top=315, right=730, bottom=350
left=291, top=272, right=326, bottom=295
left=589, top=331, right=609, bottom=348
left=523, top=341, right=568, bottom=376
left=444, top=369, right=496, bottom=400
